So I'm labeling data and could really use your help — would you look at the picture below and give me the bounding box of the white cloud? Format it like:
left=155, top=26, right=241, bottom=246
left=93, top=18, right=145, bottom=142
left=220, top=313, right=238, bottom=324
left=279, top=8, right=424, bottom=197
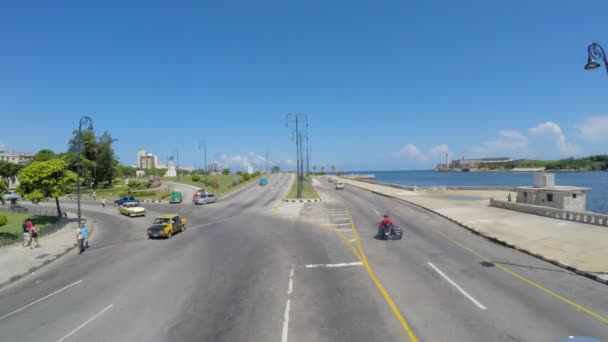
left=430, top=144, right=450, bottom=155
left=218, top=153, right=271, bottom=171
left=400, top=144, right=427, bottom=161
left=529, top=121, right=577, bottom=155
left=576, top=115, right=608, bottom=142
left=472, top=129, right=529, bottom=158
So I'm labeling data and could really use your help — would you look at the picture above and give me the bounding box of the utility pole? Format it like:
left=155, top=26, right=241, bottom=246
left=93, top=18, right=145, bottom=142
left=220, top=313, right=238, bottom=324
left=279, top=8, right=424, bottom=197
left=265, top=151, right=269, bottom=173
left=286, top=113, right=305, bottom=198
left=199, top=141, right=207, bottom=185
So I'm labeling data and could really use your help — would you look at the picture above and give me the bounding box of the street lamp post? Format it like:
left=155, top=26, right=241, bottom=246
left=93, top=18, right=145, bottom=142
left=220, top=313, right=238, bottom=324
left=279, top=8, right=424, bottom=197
left=584, top=42, right=608, bottom=76
left=285, top=113, right=307, bottom=198
left=77, top=116, right=94, bottom=227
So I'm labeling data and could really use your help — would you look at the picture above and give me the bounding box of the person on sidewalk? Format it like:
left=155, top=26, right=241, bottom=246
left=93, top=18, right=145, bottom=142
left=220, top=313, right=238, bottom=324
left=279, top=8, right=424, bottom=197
left=93, top=191, right=96, bottom=201
left=22, top=220, right=30, bottom=247
left=30, top=224, right=40, bottom=249
left=25, top=219, right=34, bottom=247
left=101, top=198, right=106, bottom=208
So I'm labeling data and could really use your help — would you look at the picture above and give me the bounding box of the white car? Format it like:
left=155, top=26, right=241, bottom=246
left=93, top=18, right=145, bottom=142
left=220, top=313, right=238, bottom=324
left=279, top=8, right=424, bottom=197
left=2, top=190, right=20, bottom=201
left=335, top=182, right=344, bottom=190
left=117, top=202, right=147, bottom=217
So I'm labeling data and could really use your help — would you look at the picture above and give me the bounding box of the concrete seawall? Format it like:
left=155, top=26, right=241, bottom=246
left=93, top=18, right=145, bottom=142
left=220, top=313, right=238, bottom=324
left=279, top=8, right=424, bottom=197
left=491, top=199, right=608, bottom=228
left=354, top=178, right=516, bottom=192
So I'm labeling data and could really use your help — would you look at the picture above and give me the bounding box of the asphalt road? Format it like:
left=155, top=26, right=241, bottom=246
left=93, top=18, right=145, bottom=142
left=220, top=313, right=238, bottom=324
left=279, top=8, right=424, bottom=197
left=0, top=173, right=406, bottom=342
left=315, top=178, right=608, bottom=341
left=2, top=173, right=607, bottom=342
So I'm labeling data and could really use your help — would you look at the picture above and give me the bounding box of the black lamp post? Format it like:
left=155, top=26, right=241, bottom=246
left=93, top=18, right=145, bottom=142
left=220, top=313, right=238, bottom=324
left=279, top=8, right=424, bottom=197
left=77, top=116, right=93, bottom=226
left=584, top=42, right=608, bottom=76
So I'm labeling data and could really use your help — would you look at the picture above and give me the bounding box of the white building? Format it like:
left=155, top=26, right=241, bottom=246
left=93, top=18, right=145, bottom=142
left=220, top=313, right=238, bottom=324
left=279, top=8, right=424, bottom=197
left=247, top=165, right=254, bottom=174
left=207, top=163, right=219, bottom=173
left=137, top=149, right=158, bottom=169
left=0, top=149, right=34, bottom=166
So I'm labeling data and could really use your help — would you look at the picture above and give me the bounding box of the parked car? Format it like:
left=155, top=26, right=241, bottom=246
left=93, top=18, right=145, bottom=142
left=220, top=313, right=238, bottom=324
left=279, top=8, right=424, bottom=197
left=169, top=191, right=183, bottom=204
left=147, top=214, right=187, bottom=239
left=114, top=196, right=139, bottom=206
left=117, top=202, right=146, bottom=217
left=335, top=181, right=344, bottom=190
left=193, top=193, right=218, bottom=205
left=2, top=190, right=20, bottom=201
left=259, top=178, right=268, bottom=186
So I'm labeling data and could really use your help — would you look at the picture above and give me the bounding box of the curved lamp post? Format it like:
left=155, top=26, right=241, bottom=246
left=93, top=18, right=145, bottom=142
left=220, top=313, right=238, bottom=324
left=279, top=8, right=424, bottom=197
left=77, top=116, right=93, bottom=226
left=584, top=42, right=608, bottom=76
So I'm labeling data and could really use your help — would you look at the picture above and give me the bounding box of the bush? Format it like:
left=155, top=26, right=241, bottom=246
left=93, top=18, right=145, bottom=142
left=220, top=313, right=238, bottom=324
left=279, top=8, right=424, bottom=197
left=118, top=190, right=158, bottom=197
left=240, top=173, right=251, bottom=182
left=0, top=215, right=6, bottom=226
left=232, top=178, right=240, bottom=186
left=191, top=175, right=201, bottom=182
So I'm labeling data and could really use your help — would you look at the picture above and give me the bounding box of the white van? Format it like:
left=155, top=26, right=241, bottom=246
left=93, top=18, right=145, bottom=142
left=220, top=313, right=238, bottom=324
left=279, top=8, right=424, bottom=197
left=335, top=182, right=344, bottom=190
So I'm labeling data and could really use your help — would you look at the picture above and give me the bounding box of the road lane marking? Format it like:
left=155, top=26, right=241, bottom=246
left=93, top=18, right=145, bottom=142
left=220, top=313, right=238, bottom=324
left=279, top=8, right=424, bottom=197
left=427, top=262, right=487, bottom=310
left=329, top=215, right=350, bottom=219
left=282, top=266, right=295, bottom=342
left=342, top=203, right=419, bottom=342
left=440, top=234, right=608, bottom=325
left=349, top=239, right=357, bottom=242
left=305, top=262, right=363, bottom=268
left=337, top=228, right=353, bottom=232
left=373, top=208, right=380, bottom=216
left=56, top=304, right=113, bottom=342
left=0, top=280, right=83, bottom=321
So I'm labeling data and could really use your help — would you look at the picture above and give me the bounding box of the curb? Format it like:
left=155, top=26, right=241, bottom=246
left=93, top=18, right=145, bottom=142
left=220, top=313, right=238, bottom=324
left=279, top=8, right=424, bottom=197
left=283, top=198, right=321, bottom=203
left=0, top=223, right=95, bottom=291
left=368, top=190, right=608, bottom=286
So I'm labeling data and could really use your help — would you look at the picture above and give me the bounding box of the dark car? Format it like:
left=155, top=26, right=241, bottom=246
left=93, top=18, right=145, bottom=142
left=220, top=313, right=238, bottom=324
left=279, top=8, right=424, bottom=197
left=114, top=196, right=140, bottom=206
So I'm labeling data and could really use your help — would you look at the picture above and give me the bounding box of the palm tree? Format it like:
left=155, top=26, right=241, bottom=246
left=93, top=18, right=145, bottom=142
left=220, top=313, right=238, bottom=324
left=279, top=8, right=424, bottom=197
left=312, top=165, right=317, bottom=172
left=331, top=165, right=336, bottom=173
left=320, top=166, right=325, bottom=174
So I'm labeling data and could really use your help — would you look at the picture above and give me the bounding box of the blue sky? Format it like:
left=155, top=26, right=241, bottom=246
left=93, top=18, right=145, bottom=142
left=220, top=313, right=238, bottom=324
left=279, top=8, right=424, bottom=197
left=1, top=0, right=607, bottom=171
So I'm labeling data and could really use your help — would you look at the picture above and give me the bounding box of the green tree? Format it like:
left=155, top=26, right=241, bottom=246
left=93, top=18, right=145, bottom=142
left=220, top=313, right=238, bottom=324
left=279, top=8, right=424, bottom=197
left=331, top=165, right=336, bottom=173
left=222, top=168, right=231, bottom=175
left=0, top=177, right=8, bottom=205
left=95, top=132, right=117, bottom=186
left=17, top=159, right=77, bottom=217
left=33, top=149, right=56, bottom=162
left=312, top=165, right=316, bottom=172
left=0, top=160, right=22, bottom=178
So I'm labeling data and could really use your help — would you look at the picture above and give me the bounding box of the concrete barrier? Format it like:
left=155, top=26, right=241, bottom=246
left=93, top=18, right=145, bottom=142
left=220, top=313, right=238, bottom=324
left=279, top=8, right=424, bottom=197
left=490, top=199, right=608, bottom=228
left=351, top=178, right=516, bottom=192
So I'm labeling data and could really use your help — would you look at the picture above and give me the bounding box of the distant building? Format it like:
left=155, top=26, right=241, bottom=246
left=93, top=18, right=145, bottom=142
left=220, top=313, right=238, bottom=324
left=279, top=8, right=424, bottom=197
left=0, top=149, right=34, bottom=166
left=449, top=157, right=511, bottom=171
left=247, top=165, right=254, bottom=174
left=515, top=173, right=589, bottom=212
left=137, top=149, right=158, bottom=169
left=207, top=163, right=219, bottom=173
left=180, top=166, right=195, bottom=172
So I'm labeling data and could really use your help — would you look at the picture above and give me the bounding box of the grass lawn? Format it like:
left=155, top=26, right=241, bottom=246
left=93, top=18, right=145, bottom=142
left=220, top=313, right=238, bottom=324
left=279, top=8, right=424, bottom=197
left=286, top=176, right=320, bottom=199
left=0, top=212, right=61, bottom=246
left=162, top=174, right=262, bottom=196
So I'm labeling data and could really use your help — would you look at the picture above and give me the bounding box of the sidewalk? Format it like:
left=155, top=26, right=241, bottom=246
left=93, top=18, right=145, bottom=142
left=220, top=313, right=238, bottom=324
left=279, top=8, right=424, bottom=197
left=0, top=214, right=87, bottom=289
left=337, top=177, right=608, bottom=281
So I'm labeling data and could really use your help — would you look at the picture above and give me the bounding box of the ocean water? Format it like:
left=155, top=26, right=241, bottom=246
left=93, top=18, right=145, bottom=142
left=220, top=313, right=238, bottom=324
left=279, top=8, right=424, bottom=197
left=350, top=171, right=608, bottom=214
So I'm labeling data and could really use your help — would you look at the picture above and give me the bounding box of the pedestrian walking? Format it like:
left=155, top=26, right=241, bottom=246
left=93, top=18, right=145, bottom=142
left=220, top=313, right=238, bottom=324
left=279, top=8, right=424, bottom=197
left=93, top=191, right=96, bottom=201
left=81, top=224, right=89, bottom=249
left=507, top=193, right=512, bottom=202
left=25, top=218, right=33, bottom=247
left=101, top=198, right=106, bottom=208
left=30, top=224, right=40, bottom=249
left=22, top=220, right=30, bottom=247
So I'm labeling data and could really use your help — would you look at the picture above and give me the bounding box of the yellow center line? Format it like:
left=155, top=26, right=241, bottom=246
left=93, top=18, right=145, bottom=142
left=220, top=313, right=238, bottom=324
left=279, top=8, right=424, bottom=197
left=436, top=231, right=608, bottom=326
left=342, top=202, right=420, bottom=342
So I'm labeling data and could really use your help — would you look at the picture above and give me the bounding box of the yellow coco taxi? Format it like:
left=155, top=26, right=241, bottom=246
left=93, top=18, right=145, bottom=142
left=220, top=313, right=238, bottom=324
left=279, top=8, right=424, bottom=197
left=147, top=215, right=187, bottom=239
left=117, top=202, right=147, bottom=217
